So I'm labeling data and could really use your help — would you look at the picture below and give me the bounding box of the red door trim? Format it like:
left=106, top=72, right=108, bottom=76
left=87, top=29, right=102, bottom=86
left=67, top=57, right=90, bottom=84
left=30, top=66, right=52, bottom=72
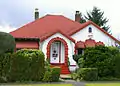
left=46, top=37, right=68, bottom=65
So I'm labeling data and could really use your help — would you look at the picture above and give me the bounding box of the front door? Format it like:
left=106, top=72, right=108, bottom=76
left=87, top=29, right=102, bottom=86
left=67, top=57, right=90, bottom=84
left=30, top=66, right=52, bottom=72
left=50, top=41, right=65, bottom=64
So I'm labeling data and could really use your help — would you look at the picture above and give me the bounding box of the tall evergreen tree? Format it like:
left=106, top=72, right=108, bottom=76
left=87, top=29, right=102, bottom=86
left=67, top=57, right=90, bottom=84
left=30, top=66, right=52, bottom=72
left=80, top=7, right=110, bottom=33
left=79, top=13, right=86, bottom=23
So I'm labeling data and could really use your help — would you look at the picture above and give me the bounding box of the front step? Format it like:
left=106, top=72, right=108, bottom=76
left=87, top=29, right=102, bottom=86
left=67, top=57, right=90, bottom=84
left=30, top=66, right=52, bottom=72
left=50, top=64, right=70, bottom=74
left=60, top=74, right=72, bottom=79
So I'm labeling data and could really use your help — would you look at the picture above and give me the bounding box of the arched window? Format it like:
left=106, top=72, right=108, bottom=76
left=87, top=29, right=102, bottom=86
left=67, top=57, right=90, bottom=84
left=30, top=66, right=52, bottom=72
left=88, top=27, right=92, bottom=33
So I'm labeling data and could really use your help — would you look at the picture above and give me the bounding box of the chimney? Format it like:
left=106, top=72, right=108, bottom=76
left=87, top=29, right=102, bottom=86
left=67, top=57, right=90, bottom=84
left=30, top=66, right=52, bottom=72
left=35, top=8, right=39, bottom=20
left=75, top=11, right=80, bottom=22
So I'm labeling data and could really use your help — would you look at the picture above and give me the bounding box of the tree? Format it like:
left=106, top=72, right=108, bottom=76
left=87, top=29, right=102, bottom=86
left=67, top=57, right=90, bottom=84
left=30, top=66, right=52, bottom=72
left=0, top=32, right=16, bottom=54
left=79, top=13, right=86, bottom=23
left=80, top=7, right=110, bottom=33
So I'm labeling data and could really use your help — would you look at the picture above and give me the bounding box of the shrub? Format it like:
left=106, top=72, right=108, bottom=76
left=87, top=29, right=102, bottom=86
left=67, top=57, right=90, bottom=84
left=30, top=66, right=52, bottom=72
left=51, top=67, right=61, bottom=82
left=77, top=46, right=120, bottom=78
left=42, top=71, right=52, bottom=82
left=0, top=53, right=11, bottom=82
left=9, top=49, right=45, bottom=82
left=78, top=57, right=85, bottom=68
left=77, top=68, right=98, bottom=81
left=42, top=66, right=61, bottom=82
left=113, top=53, right=120, bottom=78
left=45, top=59, right=51, bottom=71
left=73, top=54, right=81, bottom=63
left=98, top=77, right=120, bottom=81
left=0, top=32, right=15, bottom=54
left=71, top=73, right=78, bottom=81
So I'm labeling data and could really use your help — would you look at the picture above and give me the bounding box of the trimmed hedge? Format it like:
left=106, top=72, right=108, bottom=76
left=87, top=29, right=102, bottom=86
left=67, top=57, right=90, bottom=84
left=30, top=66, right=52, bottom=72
left=51, top=67, right=61, bottom=82
left=0, top=49, right=61, bottom=82
left=0, top=53, right=11, bottom=82
left=76, top=46, right=120, bottom=79
left=77, top=68, right=98, bottom=81
left=9, top=49, right=45, bottom=82
left=42, top=71, right=52, bottom=82
left=42, top=66, right=61, bottom=82
left=0, top=32, right=15, bottom=54
left=98, top=77, right=120, bottom=81
left=113, top=53, right=120, bottom=78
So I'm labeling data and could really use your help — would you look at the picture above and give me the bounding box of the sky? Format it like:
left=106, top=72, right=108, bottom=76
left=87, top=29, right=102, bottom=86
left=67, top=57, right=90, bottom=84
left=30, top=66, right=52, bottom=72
left=0, top=0, right=120, bottom=39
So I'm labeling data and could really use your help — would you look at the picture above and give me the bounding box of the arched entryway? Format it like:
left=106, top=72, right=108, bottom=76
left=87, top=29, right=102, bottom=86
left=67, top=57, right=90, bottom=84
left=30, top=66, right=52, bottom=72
left=47, top=37, right=70, bottom=74
left=50, top=41, right=65, bottom=64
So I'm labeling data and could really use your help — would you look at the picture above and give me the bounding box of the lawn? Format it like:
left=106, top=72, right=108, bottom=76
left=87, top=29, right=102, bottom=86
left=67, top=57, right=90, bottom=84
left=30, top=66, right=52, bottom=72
left=1, top=84, right=73, bottom=86
left=86, top=83, right=120, bottom=86
left=39, top=84, right=73, bottom=86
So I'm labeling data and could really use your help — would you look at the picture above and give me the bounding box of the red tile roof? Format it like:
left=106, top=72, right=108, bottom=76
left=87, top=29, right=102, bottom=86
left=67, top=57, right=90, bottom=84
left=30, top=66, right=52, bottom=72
left=85, top=39, right=96, bottom=47
left=10, top=15, right=120, bottom=44
left=10, top=15, right=81, bottom=42
left=75, top=41, right=85, bottom=48
left=75, top=40, right=105, bottom=48
left=96, top=41, right=104, bottom=46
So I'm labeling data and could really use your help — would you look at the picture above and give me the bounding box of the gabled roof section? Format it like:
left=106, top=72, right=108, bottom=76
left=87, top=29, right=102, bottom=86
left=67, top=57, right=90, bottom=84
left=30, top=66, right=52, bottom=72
left=70, top=21, right=120, bottom=44
left=41, top=30, right=75, bottom=43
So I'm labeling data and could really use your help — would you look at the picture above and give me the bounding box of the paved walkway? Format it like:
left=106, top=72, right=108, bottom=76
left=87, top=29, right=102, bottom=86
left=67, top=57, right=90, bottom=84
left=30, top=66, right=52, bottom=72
left=60, top=74, right=85, bottom=86
left=64, top=80, right=85, bottom=86
left=0, top=82, right=85, bottom=86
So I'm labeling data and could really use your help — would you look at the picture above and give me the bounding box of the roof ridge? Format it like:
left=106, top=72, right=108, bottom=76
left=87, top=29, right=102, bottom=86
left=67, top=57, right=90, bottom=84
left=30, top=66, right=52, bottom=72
left=61, top=15, right=82, bottom=25
left=46, top=14, right=63, bottom=16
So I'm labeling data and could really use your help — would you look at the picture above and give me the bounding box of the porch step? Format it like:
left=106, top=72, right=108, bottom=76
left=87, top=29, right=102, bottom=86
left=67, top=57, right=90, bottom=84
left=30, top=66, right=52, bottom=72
left=61, top=65, right=70, bottom=74
left=60, top=74, right=72, bottom=79
left=51, top=64, right=70, bottom=74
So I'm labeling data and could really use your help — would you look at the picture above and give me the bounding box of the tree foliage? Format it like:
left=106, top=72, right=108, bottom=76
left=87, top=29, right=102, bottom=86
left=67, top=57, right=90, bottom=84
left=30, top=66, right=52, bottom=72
left=79, top=13, right=86, bottom=23
left=80, top=7, right=110, bottom=33
left=0, top=32, right=15, bottom=54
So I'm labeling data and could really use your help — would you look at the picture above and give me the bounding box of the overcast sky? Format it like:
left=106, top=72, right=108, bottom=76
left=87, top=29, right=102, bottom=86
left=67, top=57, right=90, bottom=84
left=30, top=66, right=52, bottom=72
left=0, top=0, right=120, bottom=39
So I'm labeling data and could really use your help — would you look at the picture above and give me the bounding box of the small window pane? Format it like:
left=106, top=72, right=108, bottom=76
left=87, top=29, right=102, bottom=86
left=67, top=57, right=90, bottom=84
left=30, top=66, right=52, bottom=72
left=77, top=48, right=83, bottom=55
left=89, top=27, right=92, bottom=33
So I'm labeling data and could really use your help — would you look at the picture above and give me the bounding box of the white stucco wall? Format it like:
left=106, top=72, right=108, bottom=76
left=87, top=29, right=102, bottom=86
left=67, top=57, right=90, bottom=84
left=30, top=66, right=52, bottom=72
left=71, top=24, right=116, bottom=46
left=40, top=33, right=76, bottom=66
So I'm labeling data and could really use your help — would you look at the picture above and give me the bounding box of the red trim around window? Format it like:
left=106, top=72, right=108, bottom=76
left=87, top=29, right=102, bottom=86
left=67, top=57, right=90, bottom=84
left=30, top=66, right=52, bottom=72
left=47, top=37, right=68, bottom=65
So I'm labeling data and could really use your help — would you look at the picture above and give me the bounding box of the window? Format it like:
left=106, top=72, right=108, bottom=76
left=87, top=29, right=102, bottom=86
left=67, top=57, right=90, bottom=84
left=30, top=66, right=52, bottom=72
left=77, top=48, right=83, bottom=55
left=88, top=27, right=92, bottom=33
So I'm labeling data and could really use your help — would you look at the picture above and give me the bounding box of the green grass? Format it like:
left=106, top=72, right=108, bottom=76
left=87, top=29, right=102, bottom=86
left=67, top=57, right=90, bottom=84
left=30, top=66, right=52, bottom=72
left=86, top=83, right=120, bottom=86
left=1, top=84, right=73, bottom=86
left=39, top=84, right=73, bottom=86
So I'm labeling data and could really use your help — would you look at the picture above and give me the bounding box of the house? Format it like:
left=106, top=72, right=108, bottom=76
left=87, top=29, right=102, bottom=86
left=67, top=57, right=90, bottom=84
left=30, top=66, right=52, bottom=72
left=10, top=9, right=120, bottom=74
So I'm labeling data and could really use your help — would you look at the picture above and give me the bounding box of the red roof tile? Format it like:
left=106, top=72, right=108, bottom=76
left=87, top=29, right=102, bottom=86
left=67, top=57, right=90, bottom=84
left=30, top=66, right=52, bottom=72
left=96, top=41, right=104, bottom=46
left=75, top=41, right=85, bottom=48
left=85, top=39, right=96, bottom=47
left=10, top=15, right=81, bottom=42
